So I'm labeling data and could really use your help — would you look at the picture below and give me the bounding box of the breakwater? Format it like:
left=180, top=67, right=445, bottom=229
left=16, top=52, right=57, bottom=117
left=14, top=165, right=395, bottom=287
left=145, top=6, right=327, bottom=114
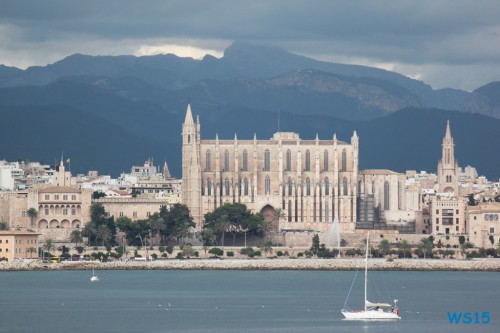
left=2, top=258, right=500, bottom=272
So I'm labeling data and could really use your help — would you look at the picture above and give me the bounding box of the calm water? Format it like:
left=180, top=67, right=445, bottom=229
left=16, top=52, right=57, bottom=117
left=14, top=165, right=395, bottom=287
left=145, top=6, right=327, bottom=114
left=0, top=269, right=498, bottom=333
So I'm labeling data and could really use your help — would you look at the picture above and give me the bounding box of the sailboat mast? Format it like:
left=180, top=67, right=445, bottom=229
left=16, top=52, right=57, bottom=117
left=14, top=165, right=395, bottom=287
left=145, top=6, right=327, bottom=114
left=364, top=232, right=369, bottom=311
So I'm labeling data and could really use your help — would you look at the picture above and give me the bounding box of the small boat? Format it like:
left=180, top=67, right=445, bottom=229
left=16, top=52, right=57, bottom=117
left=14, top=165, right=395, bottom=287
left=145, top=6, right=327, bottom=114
left=90, top=269, right=100, bottom=282
left=341, top=233, right=400, bottom=320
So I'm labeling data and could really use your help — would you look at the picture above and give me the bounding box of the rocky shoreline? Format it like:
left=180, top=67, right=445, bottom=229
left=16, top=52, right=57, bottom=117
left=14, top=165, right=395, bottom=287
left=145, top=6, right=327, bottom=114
left=1, top=258, right=500, bottom=272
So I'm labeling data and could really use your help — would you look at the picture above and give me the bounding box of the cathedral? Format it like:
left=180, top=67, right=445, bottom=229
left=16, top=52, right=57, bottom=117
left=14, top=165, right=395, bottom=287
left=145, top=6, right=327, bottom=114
left=182, top=104, right=359, bottom=233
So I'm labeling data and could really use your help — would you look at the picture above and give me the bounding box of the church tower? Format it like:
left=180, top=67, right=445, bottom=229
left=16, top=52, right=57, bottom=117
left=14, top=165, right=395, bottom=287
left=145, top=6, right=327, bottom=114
left=437, top=120, right=459, bottom=194
left=181, top=104, right=202, bottom=226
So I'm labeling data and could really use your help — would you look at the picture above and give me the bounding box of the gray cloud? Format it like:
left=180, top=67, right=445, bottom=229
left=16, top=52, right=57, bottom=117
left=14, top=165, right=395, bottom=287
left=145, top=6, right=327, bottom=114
left=1, top=0, right=500, bottom=90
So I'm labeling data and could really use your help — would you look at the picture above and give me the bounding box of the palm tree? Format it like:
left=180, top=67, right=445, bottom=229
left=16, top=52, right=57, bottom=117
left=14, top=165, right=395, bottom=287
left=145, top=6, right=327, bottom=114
left=176, top=221, right=194, bottom=244
left=396, top=240, right=411, bottom=258
left=148, top=217, right=165, bottom=246
left=27, top=247, right=37, bottom=259
left=97, top=225, right=111, bottom=247
left=271, top=208, right=286, bottom=231
left=70, top=229, right=83, bottom=246
left=27, top=208, right=38, bottom=228
left=378, top=239, right=392, bottom=256
left=43, top=239, right=55, bottom=258
left=214, top=215, right=232, bottom=246
left=83, top=221, right=97, bottom=246
left=259, top=240, right=274, bottom=256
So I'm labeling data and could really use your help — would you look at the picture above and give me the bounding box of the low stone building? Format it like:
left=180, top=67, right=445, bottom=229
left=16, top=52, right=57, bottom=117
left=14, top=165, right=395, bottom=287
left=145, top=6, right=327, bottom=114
left=467, top=202, right=500, bottom=248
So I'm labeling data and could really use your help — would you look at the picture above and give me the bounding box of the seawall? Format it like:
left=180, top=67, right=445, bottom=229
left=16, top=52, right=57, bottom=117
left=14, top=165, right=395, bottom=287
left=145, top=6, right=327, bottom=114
left=1, top=258, right=500, bottom=272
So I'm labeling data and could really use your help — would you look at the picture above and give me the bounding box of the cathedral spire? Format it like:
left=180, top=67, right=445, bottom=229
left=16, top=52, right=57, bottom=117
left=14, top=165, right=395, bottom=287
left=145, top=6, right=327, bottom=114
left=184, top=103, right=194, bottom=124
left=444, top=120, right=452, bottom=141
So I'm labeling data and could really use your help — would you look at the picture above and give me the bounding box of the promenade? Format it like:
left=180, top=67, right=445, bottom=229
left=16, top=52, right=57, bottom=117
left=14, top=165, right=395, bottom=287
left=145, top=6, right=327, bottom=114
left=2, top=258, right=500, bottom=272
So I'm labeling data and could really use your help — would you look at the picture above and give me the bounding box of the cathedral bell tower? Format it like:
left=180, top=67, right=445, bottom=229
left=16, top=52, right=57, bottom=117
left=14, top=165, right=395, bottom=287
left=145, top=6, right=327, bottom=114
left=181, top=103, right=202, bottom=226
left=437, top=120, right=459, bottom=194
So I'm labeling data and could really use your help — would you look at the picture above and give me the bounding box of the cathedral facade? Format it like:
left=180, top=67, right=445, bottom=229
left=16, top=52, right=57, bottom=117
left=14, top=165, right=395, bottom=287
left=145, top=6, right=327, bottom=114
left=182, top=104, right=359, bottom=232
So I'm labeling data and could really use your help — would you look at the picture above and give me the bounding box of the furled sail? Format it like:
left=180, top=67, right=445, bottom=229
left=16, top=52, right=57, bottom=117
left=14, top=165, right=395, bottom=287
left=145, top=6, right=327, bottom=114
left=366, top=300, right=391, bottom=307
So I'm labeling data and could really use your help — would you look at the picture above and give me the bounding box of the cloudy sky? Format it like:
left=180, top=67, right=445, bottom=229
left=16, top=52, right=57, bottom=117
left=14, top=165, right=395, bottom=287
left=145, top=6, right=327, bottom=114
left=1, top=0, right=500, bottom=91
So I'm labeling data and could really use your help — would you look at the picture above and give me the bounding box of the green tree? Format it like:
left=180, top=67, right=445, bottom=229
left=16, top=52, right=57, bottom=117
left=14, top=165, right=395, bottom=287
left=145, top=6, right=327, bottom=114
left=310, top=234, right=320, bottom=256
left=27, top=208, right=38, bottom=228
left=209, top=247, right=224, bottom=257
left=70, top=229, right=83, bottom=245
left=259, top=240, right=274, bottom=256
left=458, top=235, right=466, bottom=245
left=86, top=203, right=116, bottom=246
left=116, top=216, right=148, bottom=247
left=97, top=225, right=112, bottom=246
left=489, top=235, right=494, bottom=245
left=396, top=240, right=411, bottom=258
left=148, top=215, right=165, bottom=246
left=378, top=239, right=391, bottom=256
left=0, top=222, right=9, bottom=230
left=418, top=237, right=434, bottom=258
left=43, top=239, right=55, bottom=258
left=160, top=204, right=195, bottom=245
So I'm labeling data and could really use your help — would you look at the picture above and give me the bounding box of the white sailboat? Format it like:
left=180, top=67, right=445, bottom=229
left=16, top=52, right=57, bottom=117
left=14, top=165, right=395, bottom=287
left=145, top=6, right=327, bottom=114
left=90, top=268, right=100, bottom=282
left=341, top=233, right=400, bottom=320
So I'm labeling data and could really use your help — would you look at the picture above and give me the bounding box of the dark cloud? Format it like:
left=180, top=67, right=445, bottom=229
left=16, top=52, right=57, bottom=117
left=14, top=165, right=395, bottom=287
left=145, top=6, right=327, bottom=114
left=1, top=0, right=500, bottom=90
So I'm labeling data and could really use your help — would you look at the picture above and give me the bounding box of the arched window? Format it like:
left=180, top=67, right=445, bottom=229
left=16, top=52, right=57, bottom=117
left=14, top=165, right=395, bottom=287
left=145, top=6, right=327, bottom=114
left=265, top=176, right=271, bottom=195
left=324, top=177, right=330, bottom=196
left=207, top=179, right=212, bottom=196
left=224, top=178, right=230, bottom=196
left=343, top=177, right=348, bottom=195
left=286, top=150, right=292, bottom=172
left=323, top=150, right=329, bottom=171
left=288, top=178, right=293, bottom=196
left=305, top=150, right=311, bottom=171
left=187, top=134, right=191, bottom=143
left=384, top=181, right=390, bottom=210
left=242, top=149, right=248, bottom=171
left=205, top=150, right=211, bottom=171
left=244, top=178, right=249, bottom=196
left=306, top=178, right=311, bottom=196
left=342, top=149, right=347, bottom=171
left=224, top=150, right=229, bottom=171
left=325, top=203, right=329, bottom=222
left=264, top=149, right=270, bottom=171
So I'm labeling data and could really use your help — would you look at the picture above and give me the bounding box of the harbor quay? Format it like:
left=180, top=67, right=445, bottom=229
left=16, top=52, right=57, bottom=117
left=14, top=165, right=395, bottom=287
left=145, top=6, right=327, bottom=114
left=2, top=257, right=500, bottom=272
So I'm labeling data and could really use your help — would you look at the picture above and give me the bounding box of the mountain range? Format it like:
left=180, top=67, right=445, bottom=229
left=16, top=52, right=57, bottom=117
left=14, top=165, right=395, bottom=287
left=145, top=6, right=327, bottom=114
left=0, top=42, right=499, bottom=179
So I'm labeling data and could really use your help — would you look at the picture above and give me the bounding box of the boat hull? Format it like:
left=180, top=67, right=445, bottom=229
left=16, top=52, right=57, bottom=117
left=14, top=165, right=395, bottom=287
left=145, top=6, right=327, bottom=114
left=342, top=310, right=400, bottom=320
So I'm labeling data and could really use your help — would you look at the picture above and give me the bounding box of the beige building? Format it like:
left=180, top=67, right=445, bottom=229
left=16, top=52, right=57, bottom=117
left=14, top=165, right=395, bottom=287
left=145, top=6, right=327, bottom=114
left=467, top=202, right=500, bottom=248
left=182, top=104, right=359, bottom=232
left=95, top=197, right=176, bottom=221
left=430, top=195, right=466, bottom=235
left=0, top=231, right=40, bottom=261
left=0, top=161, right=92, bottom=241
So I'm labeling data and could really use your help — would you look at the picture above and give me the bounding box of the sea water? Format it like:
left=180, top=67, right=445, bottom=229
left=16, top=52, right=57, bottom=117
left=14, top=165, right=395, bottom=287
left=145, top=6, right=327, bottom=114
left=0, top=269, right=498, bottom=333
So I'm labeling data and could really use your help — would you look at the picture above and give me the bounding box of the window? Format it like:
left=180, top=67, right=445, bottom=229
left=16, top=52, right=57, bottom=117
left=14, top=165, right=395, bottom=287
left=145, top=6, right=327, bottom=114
left=436, top=226, right=439, bottom=231
left=342, top=149, right=347, bottom=171
left=384, top=181, right=390, bottom=210
left=205, top=150, right=211, bottom=171
left=207, top=179, right=212, bottom=196
left=54, top=195, right=59, bottom=200
left=305, top=150, right=310, bottom=171
left=306, top=178, right=311, bottom=196
left=71, top=208, right=76, bottom=215
left=490, top=227, right=495, bottom=234
left=147, top=212, right=151, bottom=217
left=63, top=195, right=68, bottom=200
left=287, top=178, right=293, bottom=196
left=45, top=195, right=49, bottom=200
left=456, top=209, right=459, bottom=214
left=264, top=149, right=270, bottom=171
left=133, top=212, right=137, bottom=218
left=324, top=177, right=330, bottom=196
left=224, top=178, right=230, bottom=196
left=72, top=195, right=76, bottom=200
left=242, top=150, right=248, bottom=171
left=343, top=177, right=348, bottom=196
left=436, top=209, right=439, bottom=214
left=436, top=218, right=439, bottom=224
left=456, top=218, right=459, bottom=224
left=63, top=208, right=68, bottom=215
left=224, top=150, right=229, bottom=171
left=286, top=150, right=292, bottom=172
left=325, top=204, right=329, bottom=222
left=323, top=150, right=329, bottom=171
left=44, top=208, right=49, bottom=215
left=244, top=178, right=249, bottom=196
left=187, top=134, right=191, bottom=143
left=119, top=211, right=124, bottom=217
left=265, top=176, right=271, bottom=195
